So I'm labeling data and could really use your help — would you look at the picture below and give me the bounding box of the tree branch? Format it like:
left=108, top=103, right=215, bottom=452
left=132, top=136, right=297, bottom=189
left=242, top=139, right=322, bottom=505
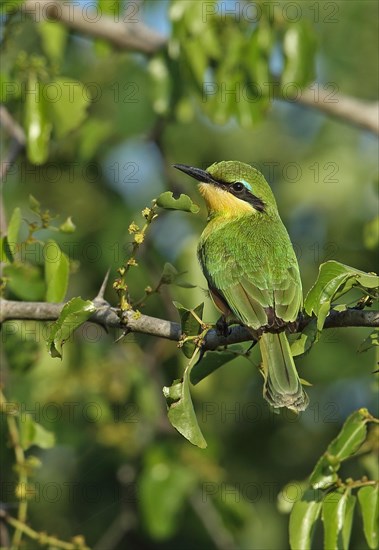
left=1, top=299, right=378, bottom=351
left=287, top=88, right=379, bottom=135
left=18, top=2, right=379, bottom=134
left=22, top=0, right=166, bottom=54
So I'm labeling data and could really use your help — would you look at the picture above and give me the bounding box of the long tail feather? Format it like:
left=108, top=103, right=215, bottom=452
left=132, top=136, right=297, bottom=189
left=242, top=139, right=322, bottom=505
left=259, top=332, right=309, bottom=412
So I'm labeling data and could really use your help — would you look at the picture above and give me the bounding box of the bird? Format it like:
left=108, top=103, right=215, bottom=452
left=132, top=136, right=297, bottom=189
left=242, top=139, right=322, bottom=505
left=173, top=161, right=309, bottom=412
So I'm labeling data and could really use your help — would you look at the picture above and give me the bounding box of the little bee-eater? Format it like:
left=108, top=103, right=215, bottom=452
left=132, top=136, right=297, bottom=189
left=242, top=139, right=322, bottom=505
left=174, top=161, right=309, bottom=412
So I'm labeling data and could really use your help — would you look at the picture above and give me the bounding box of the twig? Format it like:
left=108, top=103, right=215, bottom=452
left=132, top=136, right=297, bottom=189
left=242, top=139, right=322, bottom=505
left=0, top=390, right=28, bottom=549
left=3, top=513, right=89, bottom=550
left=0, top=299, right=378, bottom=351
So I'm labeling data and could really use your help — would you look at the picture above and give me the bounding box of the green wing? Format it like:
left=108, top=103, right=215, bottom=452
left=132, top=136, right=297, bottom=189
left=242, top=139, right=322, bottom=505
left=198, top=218, right=302, bottom=330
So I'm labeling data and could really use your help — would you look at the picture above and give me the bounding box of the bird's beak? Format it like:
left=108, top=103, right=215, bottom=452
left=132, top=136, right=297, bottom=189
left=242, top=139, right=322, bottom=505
left=173, top=164, right=218, bottom=185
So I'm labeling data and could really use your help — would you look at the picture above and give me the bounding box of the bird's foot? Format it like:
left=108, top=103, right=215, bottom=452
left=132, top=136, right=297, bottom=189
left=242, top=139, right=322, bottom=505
left=215, top=316, right=231, bottom=338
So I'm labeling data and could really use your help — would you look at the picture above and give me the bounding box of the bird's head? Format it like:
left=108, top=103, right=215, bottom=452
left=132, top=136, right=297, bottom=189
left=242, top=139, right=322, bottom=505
left=173, top=161, right=278, bottom=218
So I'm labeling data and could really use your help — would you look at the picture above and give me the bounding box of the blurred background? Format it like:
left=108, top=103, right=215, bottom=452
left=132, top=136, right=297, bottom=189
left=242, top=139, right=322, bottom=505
left=1, top=0, right=378, bottom=548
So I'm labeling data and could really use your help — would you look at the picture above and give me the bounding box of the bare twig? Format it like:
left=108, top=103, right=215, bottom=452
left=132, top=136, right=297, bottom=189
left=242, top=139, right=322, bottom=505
left=0, top=299, right=378, bottom=351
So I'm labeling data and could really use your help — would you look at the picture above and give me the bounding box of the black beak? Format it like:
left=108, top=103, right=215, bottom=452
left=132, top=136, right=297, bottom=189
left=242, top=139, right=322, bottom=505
left=173, top=164, right=218, bottom=184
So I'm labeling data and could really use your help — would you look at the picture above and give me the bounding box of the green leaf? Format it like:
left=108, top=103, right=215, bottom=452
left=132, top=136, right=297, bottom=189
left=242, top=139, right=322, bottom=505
left=47, top=297, right=96, bottom=358
left=173, top=302, right=204, bottom=358
left=24, top=72, right=52, bottom=165
left=156, top=191, right=200, bottom=213
left=291, top=318, right=318, bottom=357
left=38, top=21, right=67, bottom=64
left=309, top=453, right=340, bottom=490
left=364, top=216, right=379, bottom=250
left=327, top=408, right=369, bottom=460
left=289, top=489, right=323, bottom=550
left=322, top=491, right=356, bottom=550
left=79, top=118, right=113, bottom=160
left=7, top=207, right=22, bottom=246
left=29, top=194, right=41, bottom=214
left=309, top=409, right=371, bottom=489
left=282, top=21, right=317, bottom=88
left=139, top=449, right=197, bottom=539
left=44, top=240, right=69, bottom=302
left=47, top=78, right=90, bottom=139
left=19, top=413, right=55, bottom=451
left=0, top=237, right=14, bottom=263
left=163, top=355, right=207, bottom=449
left=59, top=216, right=76, bottom=234
left=159, top=263, right=195, bottom=288
left=3, top=263, right=46, bottom=301
left=183, top=38, right=207, bottom=87
left=305, top=261, right=379, bottom=330
left=3, top=207, right=22, bottom=261
left=160, top=262, right=180, bottom=284
left=190, top=350, right=237, bottom=385
left=358, top=485, right=379, bottom=549
left=358, top=329, right=379, bottom=353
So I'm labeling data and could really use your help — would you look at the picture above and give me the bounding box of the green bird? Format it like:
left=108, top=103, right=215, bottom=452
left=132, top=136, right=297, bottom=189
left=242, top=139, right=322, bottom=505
left=174, top=161, right=309, bottom=412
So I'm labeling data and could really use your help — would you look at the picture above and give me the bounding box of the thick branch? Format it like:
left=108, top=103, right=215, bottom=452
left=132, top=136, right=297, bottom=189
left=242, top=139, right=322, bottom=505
left=290, top=88, right=379, bottom=135
left=1, top=299, right=378, bottom=351
left=22, top=0, right=166, bottom=54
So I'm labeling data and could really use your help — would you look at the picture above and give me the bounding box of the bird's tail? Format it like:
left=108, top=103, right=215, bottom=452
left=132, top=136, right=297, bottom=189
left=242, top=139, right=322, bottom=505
left=259, top=331, right=309, bottom=412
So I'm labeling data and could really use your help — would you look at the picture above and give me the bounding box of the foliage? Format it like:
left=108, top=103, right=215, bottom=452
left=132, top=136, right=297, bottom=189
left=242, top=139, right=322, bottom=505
left=0, top=1, right=378, bottom=549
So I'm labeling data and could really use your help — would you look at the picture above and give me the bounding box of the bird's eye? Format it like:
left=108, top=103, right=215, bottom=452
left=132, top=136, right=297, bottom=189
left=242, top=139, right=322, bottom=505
left=232, top=182, right=244, bottom=193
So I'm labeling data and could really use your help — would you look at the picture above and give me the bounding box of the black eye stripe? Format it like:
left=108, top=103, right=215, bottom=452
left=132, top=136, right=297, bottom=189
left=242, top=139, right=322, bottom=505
left=226, top=182, right=265, bottom=212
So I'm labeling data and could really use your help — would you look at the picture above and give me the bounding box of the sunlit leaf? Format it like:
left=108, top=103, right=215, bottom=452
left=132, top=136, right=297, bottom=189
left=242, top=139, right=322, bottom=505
left=163, top=356, right=207, bottom=449
left=4, top=263, right=46, bottom=301
left=45, top=240, right=69, bottom=302
left=289, top=489, right=323, bottom=550
left=29, top=194, right=41, bottom=214
left=309, top=409, right=371, bottom=489
left=358, top=485, right=379, bottom=549
left=38, top=21, right=67, bottom=64
left=291, top=318, right=318, bottom=357
left=48, top=77, right=90, bottom=139
left=156, top=191, right=199, bottom=213
left=364, top=216, right=379, bottom=250
left=24, top=72, right=52, bottom=165
left=282, top=21, right=317, bottom=88
left=322, top=491, right=356, bottom=550
left=327, top=408, right=369, bottom=460
left=7, top=207, right=22, bottom=245
left=47, top=297, right=96, bottom=358
left=305, top=261, right=379, bottom=330
left=19, top=413, right=55, bottom=451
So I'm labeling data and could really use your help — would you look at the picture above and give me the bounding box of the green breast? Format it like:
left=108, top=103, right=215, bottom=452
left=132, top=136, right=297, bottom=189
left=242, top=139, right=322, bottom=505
left=198, top=213, right=302, bottom=329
